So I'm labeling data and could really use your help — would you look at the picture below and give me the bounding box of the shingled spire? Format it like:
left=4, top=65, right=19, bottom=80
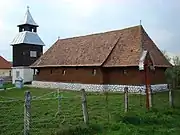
left=11, top=6, right=44, bottom=46
left=18, top=6, right=38, bottom=27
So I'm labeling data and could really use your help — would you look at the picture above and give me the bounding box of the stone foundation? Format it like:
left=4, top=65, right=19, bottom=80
left=32, top=81, right=168, bottom=94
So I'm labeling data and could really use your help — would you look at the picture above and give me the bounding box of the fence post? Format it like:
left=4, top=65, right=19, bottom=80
left=81, top=89, right=89, bottom=124
left=146, top=84, right=152, bottom=109
left=124, top=87, right=128, bottom=112
left=168, top=84, right=174, bottom=108
left=149, top=86, right=152, bottom=108
left=24, top=91, right=31, bottom=135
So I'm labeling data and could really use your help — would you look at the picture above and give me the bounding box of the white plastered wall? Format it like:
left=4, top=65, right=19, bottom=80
left=12, top=67, right=34, bottom=84
left=0, top=69, right=11, bottom=77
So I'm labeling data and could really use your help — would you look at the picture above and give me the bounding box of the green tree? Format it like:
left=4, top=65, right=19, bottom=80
left=162, top=50, right=180, bottom=88
left=162, top=50, right=171, bottom=62
left=172, top=56, right=180, bottom=87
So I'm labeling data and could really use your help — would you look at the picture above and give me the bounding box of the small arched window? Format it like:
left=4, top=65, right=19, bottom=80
left=92, top=69, right=96, bottom=76
left=62, top=70, right=66, bottom=75
left=123, top=69, right=127, bottom=75
left=36, top=69, right=40, bottom=75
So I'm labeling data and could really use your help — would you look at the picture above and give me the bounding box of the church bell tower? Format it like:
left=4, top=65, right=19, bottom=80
left=11, top=6, right=45, bottom=84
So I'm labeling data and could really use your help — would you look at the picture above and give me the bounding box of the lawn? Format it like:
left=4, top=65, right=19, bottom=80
left=0, top=87, right=180, bottom=135
left=0, top=82, right=14, bottom=89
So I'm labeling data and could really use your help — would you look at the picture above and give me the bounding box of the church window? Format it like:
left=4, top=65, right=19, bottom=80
left=92, top=69, right=96, bottom=76
left=30, top=51, right=37, bottom=57
left=62, top=70, right=66, bottom=75
left=36, top=69, right=40, bottom=75
left=123, top=70, right=127, bottom=75
left=9, top=70, right=11, bottom=76
left=16, top=71, right=20, bottom=78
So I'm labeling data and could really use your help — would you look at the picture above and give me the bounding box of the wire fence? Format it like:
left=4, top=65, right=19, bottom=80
left=0, top=86, right=179, bottom=135
left=0, top=99, right=24, bottom=134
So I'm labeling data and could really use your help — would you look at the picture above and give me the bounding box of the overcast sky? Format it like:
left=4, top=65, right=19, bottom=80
left=0, top=0, right=179, bottom=61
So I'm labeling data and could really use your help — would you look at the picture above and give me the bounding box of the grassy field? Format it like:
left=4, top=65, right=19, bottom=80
left=1, top=82, right=14, bottom=89
left=0, top=87, right=180, bottom=135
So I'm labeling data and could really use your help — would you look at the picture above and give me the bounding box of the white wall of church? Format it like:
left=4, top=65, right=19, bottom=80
left=23, top=68, right=34, bottom=83
left=12, top=67, right=34, bottom=84
left=0, top=69, right=11, bottom=77
left=12, top=68, right=23, bottom=84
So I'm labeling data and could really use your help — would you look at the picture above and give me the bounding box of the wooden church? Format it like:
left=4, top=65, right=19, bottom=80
left=11, top=7, right=45, bottom=84
left=31, top=25, right=172, bottom=92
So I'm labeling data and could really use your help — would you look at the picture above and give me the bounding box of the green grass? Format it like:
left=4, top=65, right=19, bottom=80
left=0, top=87, right=180, bottom=135
left=1, top=82, right=14, bottom=89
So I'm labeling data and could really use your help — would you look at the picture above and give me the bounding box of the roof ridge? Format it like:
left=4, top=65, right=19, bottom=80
left=0, top=56, right=10, bottom=63
left=139, top=25, right=143, bottom=52
left=101, top=36, right=122, bottom=66
left=141, top=27, right=172, bottom=67
left=0, top=55, right=12, bottom=69
left=151, top=39, right=173, bottom=67
left=0, top=56, right=6, bottom=61
left=58, top=25, right=141, bottom=41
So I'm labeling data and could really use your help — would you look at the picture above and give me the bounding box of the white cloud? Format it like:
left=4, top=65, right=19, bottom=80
left=0, top=0, right=179, bottom=61
left=61, top=0, right=100, bottom=17
left=147, top=28, right=174, bottom=49
left=0, top=0, right=22, bottom=19
left=165, top=51, right=180, bottom=65
left=0, top=20, right=3, bottom=31
left=41, top=0, right=103, bottom=18
left=0, top=0, right=23, bottom=60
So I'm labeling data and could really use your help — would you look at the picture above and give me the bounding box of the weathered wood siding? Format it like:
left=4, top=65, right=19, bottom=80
left=13, top=44, right=43, bottom=67
left=35, top=67, right=104, bottom=84
left=33, top=66, right=167, bottom=85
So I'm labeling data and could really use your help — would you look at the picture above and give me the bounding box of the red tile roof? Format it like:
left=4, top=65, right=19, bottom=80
left=31, top=25, right=172, bottom=68
left=0, top=56, right=12, bottom=69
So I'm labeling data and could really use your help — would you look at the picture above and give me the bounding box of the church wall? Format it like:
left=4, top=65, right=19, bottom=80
left=33, top=66, right=168, bottom=85
left=34, top=67, right=104, bottom=84
left=0, top=69, right=11, bottom=77
left=12, top=67, right=34, bottom=84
